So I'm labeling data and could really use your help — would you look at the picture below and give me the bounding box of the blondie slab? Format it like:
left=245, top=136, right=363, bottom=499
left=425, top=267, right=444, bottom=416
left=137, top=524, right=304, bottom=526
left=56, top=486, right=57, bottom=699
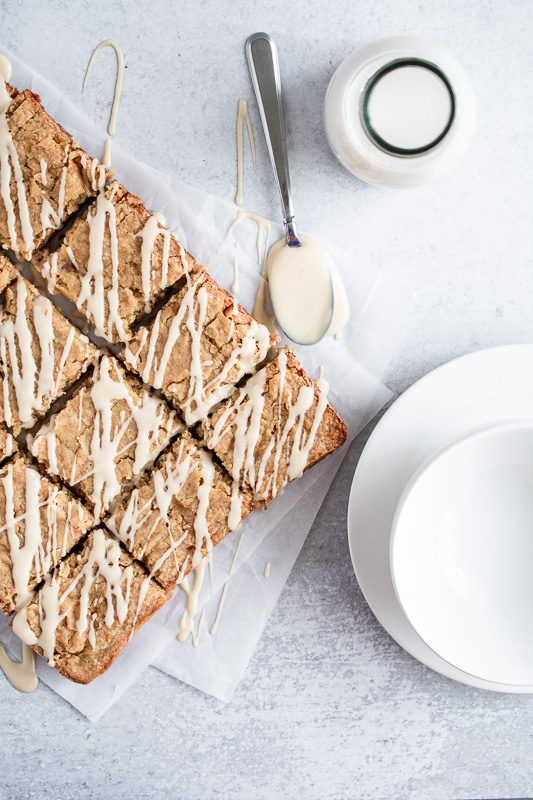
left=122, top=270, right=273, bottom=425
left=0, top=455, right=94, bottom=615
left=36, top=180, right=197, bottom=343
left=0, top=82, right=108, bottom=261
left=0, top=274, right=97, bottom=433
left=107, top=432, right=253, bottom=591
left=30, top=354, right=181, bottom=521
left=0, top=254, right=17, bottom=294
left=12, top=528, right=170, bottom=684
left=201, top=350, right=347, bottom=504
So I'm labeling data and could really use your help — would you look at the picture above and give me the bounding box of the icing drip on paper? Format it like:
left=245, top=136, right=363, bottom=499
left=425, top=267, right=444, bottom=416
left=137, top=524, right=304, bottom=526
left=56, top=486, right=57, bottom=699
left=316, top=366, right=329, bottom=395
left=0, top=276, right=83, bottom=429
left=0, top=642, right=38, bottom=693
left=12, top=529, right=133, bottom=666
left=177, top=557, right=207, bottom=644
left=235, top=98, right=256, bottom=207
left=205, top=350, right=328, bottom=507
left=83, top=39, right=125, bottom=169
left=124, top=270, right=271, bottom=425
left=264, top=561, right=271, bottom=579
left=210, top=530, right=244, bottom=637
left=31, top=355, right=177, bottom=521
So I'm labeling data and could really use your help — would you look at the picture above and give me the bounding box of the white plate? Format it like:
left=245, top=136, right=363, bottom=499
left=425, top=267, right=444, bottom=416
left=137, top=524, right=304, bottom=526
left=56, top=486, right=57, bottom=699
left=347, top=344, right=533, bottom=693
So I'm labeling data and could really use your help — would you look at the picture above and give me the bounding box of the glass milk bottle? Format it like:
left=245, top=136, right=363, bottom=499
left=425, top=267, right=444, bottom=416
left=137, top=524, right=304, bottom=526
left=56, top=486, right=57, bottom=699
left=324, top=37, right=476, bottom=188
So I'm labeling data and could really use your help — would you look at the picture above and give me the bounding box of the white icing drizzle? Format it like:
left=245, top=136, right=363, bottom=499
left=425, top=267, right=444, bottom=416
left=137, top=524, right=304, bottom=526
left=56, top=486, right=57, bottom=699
left=206, top=350, right=329, bottom=505
left=0, top=642, right=38, bottom=693
left=124, top=270, right=271, bottom=425
left=177, top=557, right=207, bottom=643
left=235, top=98, right=256, bottom=207
left=40, top=158, right=47, bottom=186
left=210, top=530, right=245, bottom=638
left=0, top=54, right=12, bottom=82
left=0, top=65, right=34, bottom=258
left=31, top=355, right=176, bottom=521
left=264, top=561, right=271, bottom=579
left=83, top=39, right=125, bottom=169
left=0, top=276, right=82, bottom=429
left=134, top=210, right=171, bottom=311
left=316, top=366, right=329, bottom=395
left=12, top=529, right=133, bottom=666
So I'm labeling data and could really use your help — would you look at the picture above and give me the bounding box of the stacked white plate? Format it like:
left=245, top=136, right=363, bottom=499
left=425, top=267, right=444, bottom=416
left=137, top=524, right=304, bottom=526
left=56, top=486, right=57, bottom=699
left=348, top=344, right=533, bottom=692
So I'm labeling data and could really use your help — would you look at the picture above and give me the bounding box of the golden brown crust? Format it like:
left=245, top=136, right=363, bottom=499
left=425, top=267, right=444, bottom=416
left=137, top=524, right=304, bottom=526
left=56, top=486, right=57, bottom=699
left=0, top=87, right=110, bottom=261
left=15, top=529, right=170, bottom=684
left=34, top=180, right=198, bottom=342
left=106, top=432, right=253, bottom=591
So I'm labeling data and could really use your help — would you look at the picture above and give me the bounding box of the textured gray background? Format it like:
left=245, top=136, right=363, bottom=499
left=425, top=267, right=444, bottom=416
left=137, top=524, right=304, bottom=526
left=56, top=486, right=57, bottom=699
left=1, top=1, right=533, bottom=799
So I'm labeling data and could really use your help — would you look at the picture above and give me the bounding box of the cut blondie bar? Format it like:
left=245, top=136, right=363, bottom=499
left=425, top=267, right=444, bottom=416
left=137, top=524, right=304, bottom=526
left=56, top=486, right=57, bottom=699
left=0, top=454, right=94, bottom=615
left=36, top=180, right=197, bottom=342
left=122, top=270, right=273, bottom=425
left=0, top=274, right=97, bottom=433
left=0, top=83, right=109, bottom=260
left=30, top=354, right=182, bottom=521
left=201, top=350, right=347, bottom=504
left=12, top=528, right=170, bottom=684
left=107, top=432, right=253, bottom=591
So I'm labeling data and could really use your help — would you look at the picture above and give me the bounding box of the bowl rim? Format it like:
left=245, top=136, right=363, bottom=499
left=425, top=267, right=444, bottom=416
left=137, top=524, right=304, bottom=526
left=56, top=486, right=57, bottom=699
left=389, top=417, right=533, bottom=686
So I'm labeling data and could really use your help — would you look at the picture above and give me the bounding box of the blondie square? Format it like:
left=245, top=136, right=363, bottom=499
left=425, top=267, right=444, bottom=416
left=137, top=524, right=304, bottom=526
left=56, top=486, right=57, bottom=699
left=107, top=432, right=253, bottom=591
left=30, top=354, right=182, bottom=521
left=122, top=270, right=274, bottom=425
left=0, top=274, right=97, bottom=433
left=201, top=350, right=347, bottom=504
left=0, top=454, right=94, bottom=615
left=12, top=528, right=170, bottom=684
left=0, top=84, right=109, bottom=261
left=35, top=180, right=197, bottom=343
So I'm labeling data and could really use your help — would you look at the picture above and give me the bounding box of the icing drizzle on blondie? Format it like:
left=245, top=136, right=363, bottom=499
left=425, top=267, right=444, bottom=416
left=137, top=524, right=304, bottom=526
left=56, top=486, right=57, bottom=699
left=124, top=270, right=272, bottom=425
left=12, top=529, right=134, bottom=666
left=1, top=459, right=88, bottom=611
left=31, top=355, right=178, bottom=521
left=0, top=276, right=91, bottom=430
left=0, top=56, right=104, bottom=259
left=204, top=350, right=328, bottom=515
left=42, top=183, right=187, bottom=342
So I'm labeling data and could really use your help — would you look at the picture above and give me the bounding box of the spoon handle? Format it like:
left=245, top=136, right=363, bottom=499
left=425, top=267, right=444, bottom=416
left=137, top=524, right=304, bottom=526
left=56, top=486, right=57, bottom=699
left=246, top=32, right=300, bottom=246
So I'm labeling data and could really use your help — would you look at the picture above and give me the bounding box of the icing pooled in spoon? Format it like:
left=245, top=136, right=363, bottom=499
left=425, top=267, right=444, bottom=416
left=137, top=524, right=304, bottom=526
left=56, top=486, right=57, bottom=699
left=266, top=235, right=349, bottom=345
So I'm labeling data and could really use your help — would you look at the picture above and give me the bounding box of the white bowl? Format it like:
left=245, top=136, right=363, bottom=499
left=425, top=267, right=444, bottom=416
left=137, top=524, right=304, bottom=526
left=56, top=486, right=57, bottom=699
left=390, top=421, right=533, bottom=686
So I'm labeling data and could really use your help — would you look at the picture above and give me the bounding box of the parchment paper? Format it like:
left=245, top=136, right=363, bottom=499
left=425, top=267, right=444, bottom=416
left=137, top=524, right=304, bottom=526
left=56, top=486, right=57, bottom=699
left=0, top=48, right=412, bottom=720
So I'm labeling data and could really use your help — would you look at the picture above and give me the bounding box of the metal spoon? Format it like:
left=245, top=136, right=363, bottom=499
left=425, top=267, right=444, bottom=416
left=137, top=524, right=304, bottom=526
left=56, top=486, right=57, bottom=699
left=246, top=32, right=334, bottom=345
